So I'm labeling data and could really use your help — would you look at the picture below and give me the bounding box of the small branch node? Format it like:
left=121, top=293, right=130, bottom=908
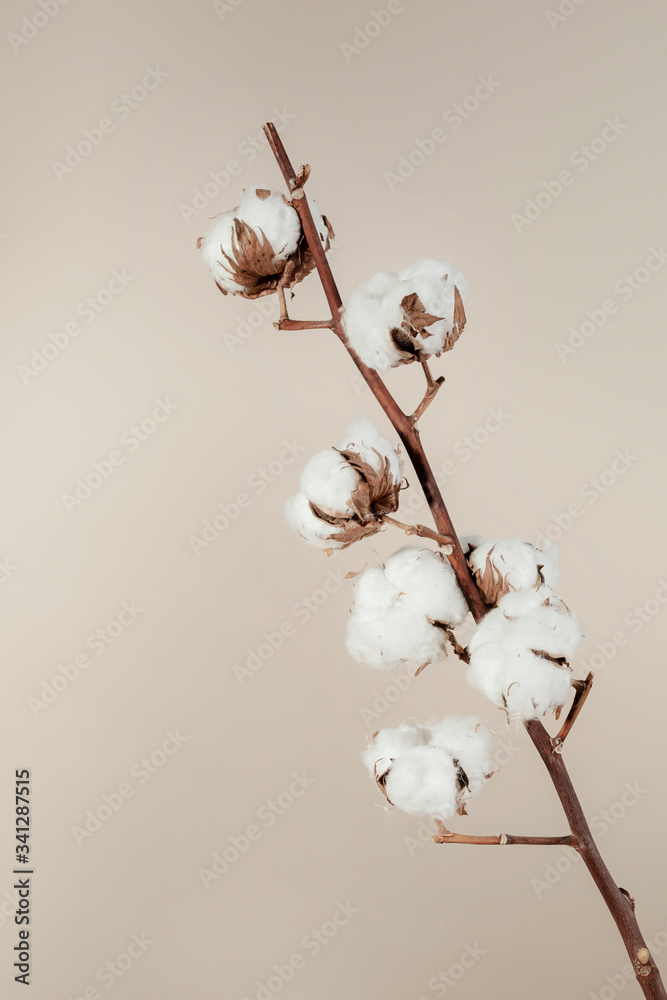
left=638, top=949, right=651, bottom=966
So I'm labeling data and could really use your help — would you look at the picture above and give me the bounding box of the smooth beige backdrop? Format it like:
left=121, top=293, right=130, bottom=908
left=2, top=1, right=667, bottom=998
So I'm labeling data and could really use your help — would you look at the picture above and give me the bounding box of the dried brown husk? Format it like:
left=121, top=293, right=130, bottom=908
left=307, top=447, right=402, bottom=550
left=470, top=543, right=541, bottom=607
left=388, top=284, right=467, bottom=362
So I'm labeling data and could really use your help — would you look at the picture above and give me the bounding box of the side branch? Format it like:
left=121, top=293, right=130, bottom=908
left=433, top=822, right=576, bottom=847
left=552, top=672, right=594, bottom=751
left=382, top=514, right=453, bottom=548
left=275, top=319, right=334, bottom=330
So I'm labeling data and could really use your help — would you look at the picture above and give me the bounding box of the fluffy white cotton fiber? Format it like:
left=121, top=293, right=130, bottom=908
left=200, top=187, right=301, bottom=294
left=285, top=418, right=403, bottom=551
left=342, top=258, right=469, bottom=372
left=364, top=716, right=492, bottom=820
left=346, top=547, right=468, bottom=673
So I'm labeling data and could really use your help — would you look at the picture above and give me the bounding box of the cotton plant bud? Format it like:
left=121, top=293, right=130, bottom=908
left=346, top=546, right=468, bottom=673
left=364, top=717, right=493, bottom=820
left=467, top=537, right=560, bottom=607
left=342, top=258, right=468, bottom=372
left=285, top=418, right=403, bottom=552
left=466, top=593, right=584, bottom=720
left=198, top=186, right=334, bottom=299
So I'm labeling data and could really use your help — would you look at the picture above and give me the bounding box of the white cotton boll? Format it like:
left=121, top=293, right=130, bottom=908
left=199, top=212, right=246, bottom=294
left=342, top=272, right=405, bottom=371
left=383, top=745, right=460, bottom=820
left=399, top=258, right=470, bottom=302
left=298, top=449, right=360, bottom=515
left=346, top=595, right=446, bottom=673
left=467, top=645, right=572, bottom=720
left=469, top=538, right=543, bottom=598
left=363, top=724, right=430, bottom=779
left=236, top=187, right=301, bottom=260
left=466, top=599, right=581, bottom=720
left=383, top=274, right=457, bottom=357
left=284, top=491, right=344, bottom=550
left=428, top=717, right=492, bottom=793
left=383, top=547, right=468, bottom=626
left=338, top=417, right=402, bottom=482
left=469, top=600, right=582, bottom=662
left=510, top=599, right=583, bottom=661
left=346, top=567, right=448, bottom=672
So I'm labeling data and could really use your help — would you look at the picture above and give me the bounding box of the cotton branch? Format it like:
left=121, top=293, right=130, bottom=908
left=262, top=123, right=667, bottom=1000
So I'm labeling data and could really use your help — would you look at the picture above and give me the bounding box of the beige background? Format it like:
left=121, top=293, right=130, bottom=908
left=2, top=0, right=667, bottom=997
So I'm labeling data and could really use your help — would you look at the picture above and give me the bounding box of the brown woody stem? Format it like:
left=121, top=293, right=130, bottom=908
left=263, top=122, right=666, bottom=1000
left=411, top=363, right=446, bottom=423
left=432, top=822, right=576, bottom=847
left=552, top=671, right=595, bottom=750
left=276, top=319, right=334, bottom=330
left=381, top=514, right=454, bottom=548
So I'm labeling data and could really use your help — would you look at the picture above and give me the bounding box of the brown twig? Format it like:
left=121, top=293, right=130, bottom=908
left=411, top=360, right=445, bottom=423
left=262, top=122, right=666, bottom=1000
left=432, top=821, right=576, bottom=847
left=381, top=514, right=454, bottom=548
left=275, top=319, right=334, bottom=330
left=551, top=671, right=595, bottom=751
left=525, top=719, right=664, bottom=997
